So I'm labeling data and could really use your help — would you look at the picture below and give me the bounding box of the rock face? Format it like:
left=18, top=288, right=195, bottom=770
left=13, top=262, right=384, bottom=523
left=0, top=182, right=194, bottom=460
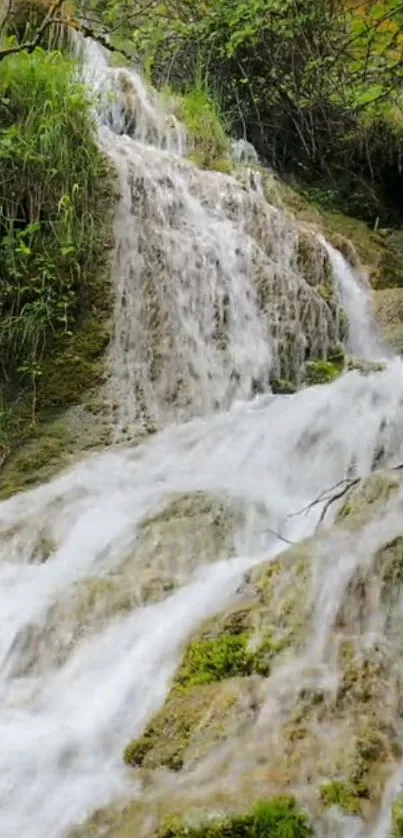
left=71, top=470, right=403, bottom=838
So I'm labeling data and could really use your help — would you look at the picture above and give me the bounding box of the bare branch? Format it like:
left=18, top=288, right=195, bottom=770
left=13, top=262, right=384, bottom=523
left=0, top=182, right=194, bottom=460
left=290, top=461, right=403, bottom=529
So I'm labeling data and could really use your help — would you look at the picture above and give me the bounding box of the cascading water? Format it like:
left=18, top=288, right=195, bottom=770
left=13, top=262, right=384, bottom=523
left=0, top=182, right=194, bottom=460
left=322, top=239, right=388, bottom=363
left=1, top=37, right=403, bottom=838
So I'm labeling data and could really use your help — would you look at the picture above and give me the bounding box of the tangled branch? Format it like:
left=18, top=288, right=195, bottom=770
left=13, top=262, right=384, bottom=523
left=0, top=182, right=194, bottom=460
left=290, top=462, right=403, bottom=527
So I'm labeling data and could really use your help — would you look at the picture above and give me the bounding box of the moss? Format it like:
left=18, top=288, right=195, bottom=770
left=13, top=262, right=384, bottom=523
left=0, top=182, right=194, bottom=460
left=319, top=781, right=361, bottom=815
left=317, top=284, right=333, bottom=302
left=378, top=536, right=403, bottom=593
left=305, top=360, right=341, bottom=386
left=159, top=798, right=313, bottom=838
left=175, top=633, right=270, bottom=689
left=123, top=678, right=249, bottom=771
left=337, top=472, right=400, bottom=523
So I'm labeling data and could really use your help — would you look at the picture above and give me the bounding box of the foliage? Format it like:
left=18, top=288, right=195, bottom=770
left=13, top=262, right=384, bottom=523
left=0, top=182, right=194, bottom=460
left=159, top=798, right=313, bottom=838
left=0, top=48, right=111, bottom=407
left=95, top=0, right=403, bottom=224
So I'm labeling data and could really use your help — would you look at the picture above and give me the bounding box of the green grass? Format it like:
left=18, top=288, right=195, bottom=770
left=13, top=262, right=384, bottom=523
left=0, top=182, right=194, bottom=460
left=160, top=798, right=313, bottom=838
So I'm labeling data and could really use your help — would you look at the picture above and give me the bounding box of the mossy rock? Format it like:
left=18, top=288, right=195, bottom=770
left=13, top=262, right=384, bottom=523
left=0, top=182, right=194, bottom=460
left=0, top=242, right=115, bottom=497
left=124, top=677, right=259, bottom=772
left=337, top=471, right=400, bottom=525
left=0, top=399, right=113, bottom=500
left=137, top=493, right=241, bottom=585
left=294, top=229, right=332, bottom=289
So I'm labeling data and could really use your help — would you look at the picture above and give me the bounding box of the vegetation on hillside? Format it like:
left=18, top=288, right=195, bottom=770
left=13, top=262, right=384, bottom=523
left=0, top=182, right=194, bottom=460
left=75, top=0, right=403, bottom=224
left=0, top=3, right=113, bottom=471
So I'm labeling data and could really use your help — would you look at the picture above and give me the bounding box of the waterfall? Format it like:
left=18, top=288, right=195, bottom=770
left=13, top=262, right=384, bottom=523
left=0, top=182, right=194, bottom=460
left=1, top=38, right=403, bottom=838
left=322, top=239, right=388, bottom=362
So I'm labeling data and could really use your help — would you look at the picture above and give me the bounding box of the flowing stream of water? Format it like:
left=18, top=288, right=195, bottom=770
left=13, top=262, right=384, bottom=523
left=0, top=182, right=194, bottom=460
left=1, top=39, right=403, bottom=838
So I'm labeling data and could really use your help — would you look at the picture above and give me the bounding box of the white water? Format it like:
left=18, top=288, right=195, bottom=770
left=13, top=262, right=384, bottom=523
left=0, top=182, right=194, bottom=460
left=1, top=38, right=403, bottom=838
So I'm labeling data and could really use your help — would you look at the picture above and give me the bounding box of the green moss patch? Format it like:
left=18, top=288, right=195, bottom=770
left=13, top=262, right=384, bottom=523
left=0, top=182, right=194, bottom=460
left=175, top=633, right=271, bottom=689
left=305, top=360, right=341, bottom=386
left=159, top=798, right=313, bottom=838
